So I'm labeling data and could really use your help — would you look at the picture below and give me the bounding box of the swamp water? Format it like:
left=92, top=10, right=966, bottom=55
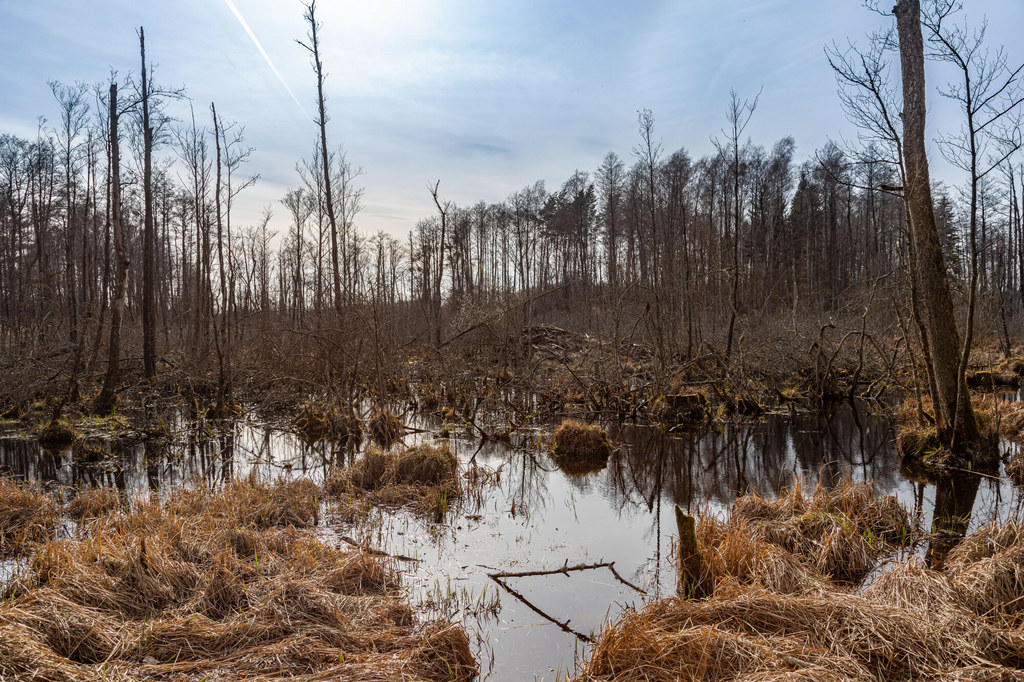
left=1, top=403, right=1021, bottom=680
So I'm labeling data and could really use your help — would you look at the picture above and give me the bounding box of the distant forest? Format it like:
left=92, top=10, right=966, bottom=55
left=1, top=2, right=1022, bottom=415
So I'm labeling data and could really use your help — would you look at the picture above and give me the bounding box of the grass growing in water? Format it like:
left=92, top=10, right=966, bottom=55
left=0, top=477, right=477, bottom=681
left=328, top=443, right=470, bottom=521
left=0, top=477, right=57, bottom=556
left=550, top=420, right=612, bottom=476
left=573, top=480, right=1024, bottom=681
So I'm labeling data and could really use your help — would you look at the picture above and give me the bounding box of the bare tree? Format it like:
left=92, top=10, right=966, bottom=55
left=93, top=82, right=128, bottom=415
left=894, top=0, right=980, bottom=450
left=297, top=1, right=344, bottom=313
left=923, top=0, right=1024, bottom=442
left=715, top=89, right=760, bottom=362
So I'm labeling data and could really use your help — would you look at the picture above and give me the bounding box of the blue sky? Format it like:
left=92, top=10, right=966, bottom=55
left=2, top=0, right=1023, bottom=236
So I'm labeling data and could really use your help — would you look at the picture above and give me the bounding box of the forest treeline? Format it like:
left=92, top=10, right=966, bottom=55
left=1, top=2, right=1022, bottom=415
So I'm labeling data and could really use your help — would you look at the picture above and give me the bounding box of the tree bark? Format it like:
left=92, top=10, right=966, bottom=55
left=141, top=27, right=156, bottom=379
left=93, top=83, right=128, bottom=415
left=894, top=0, right=980, bottom=449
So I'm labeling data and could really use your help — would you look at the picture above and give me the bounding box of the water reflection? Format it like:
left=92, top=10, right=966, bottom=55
left=0, top=403, right=1019, bottom=682
left=926, top=472, right=983, bottom=569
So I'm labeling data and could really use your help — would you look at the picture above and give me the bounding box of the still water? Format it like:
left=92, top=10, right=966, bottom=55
left=1, top=403, right=1020, bottom=680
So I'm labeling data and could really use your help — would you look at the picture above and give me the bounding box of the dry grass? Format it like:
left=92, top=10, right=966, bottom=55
left=64, top=486, right=121, bottom=520
left=0, top=477, right=476, bottom=681
left=327, top=443, right=463, bottom=519
left=895, top=395, right=1000, bottom=471
left=369, top=408, right=404, bottom=447
left=0, top=477, right=57, bottom=556
left=577, top=583, right=1024, bottom=681
left=292, top=402, right=362, bottom=443
left=551, top=419, right=612, bottom=466
left=574, top=483, right=1024, bottom=681
left=722, top=479, right=914, bottom=584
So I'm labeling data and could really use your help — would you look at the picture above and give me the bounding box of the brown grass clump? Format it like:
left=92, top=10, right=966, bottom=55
left=391, top=443, right=459, bottom=485
left=727, top=480, right=914, bottom=584
left=577, top=585, right=1024, bottom=681
left=65, top=487, right=121, bottom=519
left=369, top=407, right=404, bottom=447
left=696, top=515, right=833, bottom=597
left=0, top=476, right=476, bottom=681
left=895, top=396, right=1000, bottom=471
left=1000, top=404, right=1024, bottom=443
left=328, top=444, right=462, bottom=519
left=168, top=477, right=322, bottom=528
left=575, top=486, right=1024, bottom=682
left=552, top=417, right=606, bottom=458
left=940, top=520, right=1024, bottom=624
left=0, top=477, right=57, bottom=556
left=292, top=402, right=362, bottom=443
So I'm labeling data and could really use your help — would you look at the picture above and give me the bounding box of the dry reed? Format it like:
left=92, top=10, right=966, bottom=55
left=0, top=477, right=57, bottom=556
left=575, top=482, right=1024, bottom=681
left=368, top=408, right=404, bottom=447
left=327, top=443, right=463, bottom=519
left=0, top=477, right=476, bottom=681
left=551, top=419, right=612, bottom=475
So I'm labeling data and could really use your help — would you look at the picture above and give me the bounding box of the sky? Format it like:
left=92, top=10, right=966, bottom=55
left=2, top=0, right=1024, bottom=238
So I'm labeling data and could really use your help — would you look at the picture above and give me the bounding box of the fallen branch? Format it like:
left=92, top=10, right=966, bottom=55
left=338, top=535, right=420, bottom=562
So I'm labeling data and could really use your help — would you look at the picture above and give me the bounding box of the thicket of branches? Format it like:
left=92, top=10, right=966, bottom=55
left=1, top=2, right=1022, bottom=412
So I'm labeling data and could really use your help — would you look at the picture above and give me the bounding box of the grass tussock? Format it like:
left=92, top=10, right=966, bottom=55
left=895, top=395, right=1001, bottom=472
left=327, top=443, right=463, bottom=519
left=291, top=402, right=362, bottom=443
left=0, top=477, right=476, bottom=681
left=722, top=479, right=914, bottom=584
left=576, top=483, right=1024, bottom=682
left=0, top=477, right=57, bottom=556
left=551, top=419, right=612, bottom=464
left=368, top=408, right=404, bottom=447
left=64, top=487, right=121, bottom=520
left=36, top=419, right=76, bottom=449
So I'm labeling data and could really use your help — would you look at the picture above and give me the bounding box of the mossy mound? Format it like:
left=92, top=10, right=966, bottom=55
left=967, top=369, right=1020, bottom=390
left=37, top=420, right=76, bottom=449
left=71, top=438, right=110, bottom=463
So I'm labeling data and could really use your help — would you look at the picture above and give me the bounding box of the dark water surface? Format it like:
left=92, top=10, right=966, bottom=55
left=1, top=404, right=1021, bottom=681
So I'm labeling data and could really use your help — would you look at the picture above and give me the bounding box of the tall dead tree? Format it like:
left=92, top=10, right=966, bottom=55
left=430, top=180, right=451, bottom=346
left=297, top=1, right=343, bottom=312
left=894, top=0, right=980, bottom=450
left=140, top=27, right=156, bottom=379
left=93, top=83, right=128, bottom=415
left=211, top=102, right=232, bottom=413
left=718, top=89, right=760, bottom=362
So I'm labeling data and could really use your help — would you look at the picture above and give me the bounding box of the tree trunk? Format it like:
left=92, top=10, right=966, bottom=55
left=141, top=27, right=156, bottom=379
left=894, top=0, right=980, bottom=450
left=93, top=83, right=128, bottom=415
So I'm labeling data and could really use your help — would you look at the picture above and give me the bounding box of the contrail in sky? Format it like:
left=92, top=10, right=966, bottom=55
left=221, top=0, right=311, bottom=120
